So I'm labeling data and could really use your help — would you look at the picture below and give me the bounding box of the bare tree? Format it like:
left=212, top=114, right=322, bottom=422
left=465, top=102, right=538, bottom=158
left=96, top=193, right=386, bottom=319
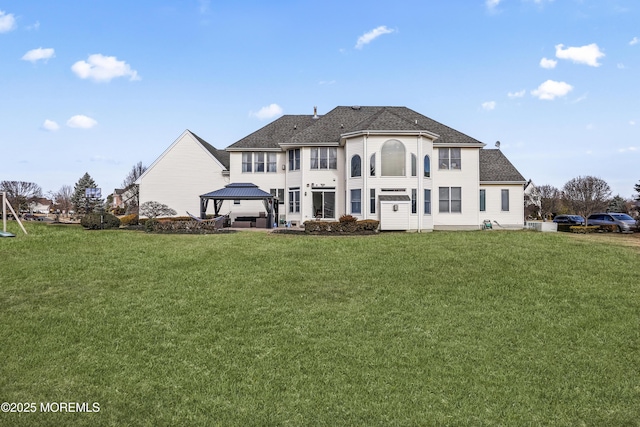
left=562, top=176, right=611, bottom=225
left=0, top=181, right=43, bottom=212
left=537, top=184, right=561, bottom=220
left=52, top=185, right=73, bottom=215
left=121, top=161, right=147, bottom=213
left=139, top=201, right=176, bottom=218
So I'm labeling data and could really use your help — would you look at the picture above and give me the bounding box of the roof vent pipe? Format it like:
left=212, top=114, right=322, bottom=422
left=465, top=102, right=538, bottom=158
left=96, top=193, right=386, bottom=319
left=313, top=106, right=319, bottom=119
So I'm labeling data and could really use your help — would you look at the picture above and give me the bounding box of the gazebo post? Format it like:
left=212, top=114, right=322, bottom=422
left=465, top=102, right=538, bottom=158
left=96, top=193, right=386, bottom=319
left=200, top=197, right=208, bottom=219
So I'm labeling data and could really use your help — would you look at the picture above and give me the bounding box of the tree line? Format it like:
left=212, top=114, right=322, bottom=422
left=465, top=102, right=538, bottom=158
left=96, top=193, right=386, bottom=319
left=526, top=175, right=640, bottom=224
left=0, top=162, right=147, bottom=216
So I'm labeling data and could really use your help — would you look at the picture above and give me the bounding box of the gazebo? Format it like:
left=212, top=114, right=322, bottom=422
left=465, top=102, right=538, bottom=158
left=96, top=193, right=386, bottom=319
left=199, top=183, right=278, bottom=228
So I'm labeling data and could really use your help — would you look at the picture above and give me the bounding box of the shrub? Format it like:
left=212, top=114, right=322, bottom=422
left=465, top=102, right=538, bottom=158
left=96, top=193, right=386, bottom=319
left=339, top=214, right=357, bottom=223
left=304, top=219, right=379, bottom=234
left=120, top=214, right=139, bottom=226
left=80, top=213, right=121, bottom=230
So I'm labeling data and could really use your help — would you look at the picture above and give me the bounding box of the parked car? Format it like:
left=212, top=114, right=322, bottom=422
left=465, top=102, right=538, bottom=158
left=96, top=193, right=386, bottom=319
left=586, top=213, right=637, bottom=233
left=22, top=213, right=44, bottom=221
left=553, top=214, right=585, bottom=225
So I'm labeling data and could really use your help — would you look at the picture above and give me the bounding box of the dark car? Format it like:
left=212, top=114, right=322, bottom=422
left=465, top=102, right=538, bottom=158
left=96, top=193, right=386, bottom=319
left=553, top=214, right=585, bottom=225
left=586, top=213, right=636, bottom=233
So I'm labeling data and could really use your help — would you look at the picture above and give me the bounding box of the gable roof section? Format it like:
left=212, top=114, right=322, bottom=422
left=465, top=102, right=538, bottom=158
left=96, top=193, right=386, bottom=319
left=226, top=106, right=484, bottom=150
left=136, top=129, right=228, bottom=184
left=479, top=149, right=526, bottom=183
left=190, top=131, right=230, bottom=169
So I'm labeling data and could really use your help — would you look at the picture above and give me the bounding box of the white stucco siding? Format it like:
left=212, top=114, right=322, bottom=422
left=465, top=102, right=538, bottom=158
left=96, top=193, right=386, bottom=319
left=480, top=184, right=524, bottom=228
left=432, top=147, right=480, bottom=229
left=139, top=133, right=229, bottom=217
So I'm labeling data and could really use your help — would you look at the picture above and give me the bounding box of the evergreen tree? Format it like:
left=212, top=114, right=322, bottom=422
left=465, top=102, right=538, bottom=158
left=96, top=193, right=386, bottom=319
left=635, top=180, right=640, bottom=201
left=71, top=172, right=103, bottom=214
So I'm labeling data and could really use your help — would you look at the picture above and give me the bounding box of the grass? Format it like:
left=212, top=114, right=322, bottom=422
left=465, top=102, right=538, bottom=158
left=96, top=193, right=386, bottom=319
left=1, top=223, right=639, bottom=426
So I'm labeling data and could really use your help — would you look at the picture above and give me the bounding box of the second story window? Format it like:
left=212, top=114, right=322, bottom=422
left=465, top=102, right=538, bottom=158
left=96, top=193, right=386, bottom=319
left=289, top=149, right=300, bottom=171
left=242, top=152, right=252, bottom=172
left=310, top=147, right=337, bottom=169
left=439, top=148, right=461, bottom=170
left=351, top=155, right=361, bottom=177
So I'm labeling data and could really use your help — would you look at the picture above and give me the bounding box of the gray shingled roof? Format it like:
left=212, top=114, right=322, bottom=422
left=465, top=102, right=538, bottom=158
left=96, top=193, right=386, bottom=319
left=227, top=115, right=318, bottom=150
left=200, top=183, right=273, bottom=199
left=226, top=106, right=484, bottom=149
left=479, top=149, right=526, bottom=183
left=189, top=130, right=230, bottom=169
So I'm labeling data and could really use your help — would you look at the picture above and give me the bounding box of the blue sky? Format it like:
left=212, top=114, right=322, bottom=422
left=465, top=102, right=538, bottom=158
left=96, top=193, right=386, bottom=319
left=2, top=0, right=638, bottom=198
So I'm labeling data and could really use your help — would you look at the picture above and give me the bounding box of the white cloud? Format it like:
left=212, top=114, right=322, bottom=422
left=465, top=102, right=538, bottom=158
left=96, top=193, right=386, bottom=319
left=539, top=57, right=557, bottom=69
left=250, top=104, right=283, bottom=120
left=482, top=101, right=496, bottom=111
left=41, top=119, right=59, bottom=131
left=555, top=43, right=605, bottom=67
left=26, top=21, right=40, bottom=31
left=630, top=37, right=639, bottom=46
left=71, top=54, right=140, bottom=82
left=531, top=80, right=573, bottom=100
left=618, top=147, right=638, bottom=152
left=22, top=47, right=55, bottom=63
left=486, top=0, right=501, bottom=11
left=630, top=120, right=636, bottom=126
left=572, top=93, right=588, bottom=103
left=198, top=0, right=210, bottom=14
left=617, top=63, right=625, bottom=69
left=508, top=89, right=526, bottom=98
left=355, top=26, right=394, bottom=49
left=66, top=115, right=98, bottom=129
left=0, top=10, right=17, bottom=33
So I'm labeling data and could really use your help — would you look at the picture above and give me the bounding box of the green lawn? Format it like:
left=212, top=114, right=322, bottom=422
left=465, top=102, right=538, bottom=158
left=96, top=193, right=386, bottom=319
left=1, top=223, right=639, bottom=426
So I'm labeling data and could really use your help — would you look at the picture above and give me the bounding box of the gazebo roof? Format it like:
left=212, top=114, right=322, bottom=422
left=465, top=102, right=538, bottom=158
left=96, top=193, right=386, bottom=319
left=200, top=183, right=273, bottom=200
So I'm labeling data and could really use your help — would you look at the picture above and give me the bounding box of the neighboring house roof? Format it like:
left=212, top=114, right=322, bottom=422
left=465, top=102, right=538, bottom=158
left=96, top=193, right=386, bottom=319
left=190, top=131, right=230, bottom=169
left=479, top=149, right=526, bottom=183
left=227, top=106, right=484, bottom=150
left=200, top=183, right=274, bottom=199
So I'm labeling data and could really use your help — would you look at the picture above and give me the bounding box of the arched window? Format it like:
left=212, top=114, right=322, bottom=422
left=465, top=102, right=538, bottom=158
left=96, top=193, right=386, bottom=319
left=370, top=153, right=376, bottom=176
left=424, top=155, right=431, bottom=178
left=351, top=155, right=361, bottom=177
left=381, top=139, right=405, bottom=176
left=411, top=154, right=417, bottom=177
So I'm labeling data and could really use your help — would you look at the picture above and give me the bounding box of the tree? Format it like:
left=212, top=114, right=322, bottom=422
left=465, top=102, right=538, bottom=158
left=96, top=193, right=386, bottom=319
left=562, top=176, right=611, bottom=226
left=537, top=184, right=561, bottom=220
left=0, top=180, right=42, bottom=212
left=635, top=180, right=640, bottom=202
left=121, top=161, right=147, bottom=214
left=608, top=195, right=629, bottom=213
left=139, top=201, right=177, bottom=218
left=51, top=185, right=73, bottom=215
left=71, top=173, right=103, bottom=214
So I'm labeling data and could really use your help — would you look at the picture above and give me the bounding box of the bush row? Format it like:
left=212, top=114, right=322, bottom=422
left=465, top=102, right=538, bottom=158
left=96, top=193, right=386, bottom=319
left=303, top=219, right=380, bottom=234
left=147, top=219, right=218, bottom=234
left=80, top=213, right=121, bottom=230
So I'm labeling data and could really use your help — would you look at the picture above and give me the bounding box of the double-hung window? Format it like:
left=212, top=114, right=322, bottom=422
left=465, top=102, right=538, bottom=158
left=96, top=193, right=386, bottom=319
left=254, top=152, right=265, bottom=172
left=266, top=153, right=277, bottom=172
left=501, top=189, right=509, bottom=211
left=310, top=147, right=337, bottom=169
left=439, top=187, right=461, bottom=213
left=424, top=189, right=431, bottom=214
left=242, top=152, right=252, bottom=172
left=289, top=149, right=300, bottom=171
left=351, top=189, right=361, bottom=214
left=438, top=148, right=461, bottom=170
left=288, top=188, right=300, bottom=213
left=270, top=188, right=285, bottom=205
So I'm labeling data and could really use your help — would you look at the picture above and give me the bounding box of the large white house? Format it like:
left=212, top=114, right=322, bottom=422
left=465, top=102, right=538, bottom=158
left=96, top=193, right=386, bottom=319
left=138, top=106, right=526, bottom=231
